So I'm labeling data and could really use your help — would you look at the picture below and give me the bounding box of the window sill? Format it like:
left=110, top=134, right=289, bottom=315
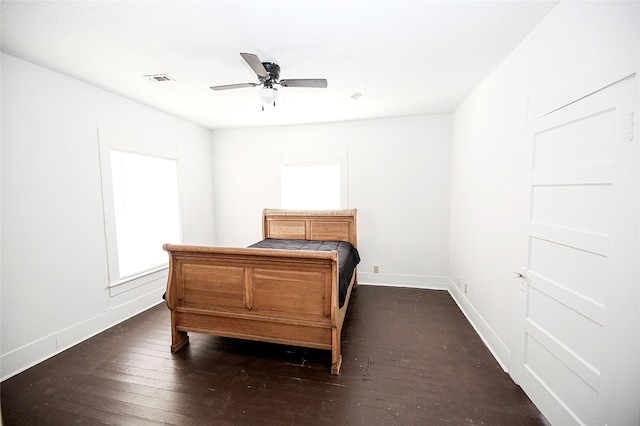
left=109, top=266, right=168, bottom=297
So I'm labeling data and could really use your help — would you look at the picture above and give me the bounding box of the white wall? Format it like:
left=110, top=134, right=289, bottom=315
left=211, top=115, right=451, bottom=288
left=0, top=54, right=215, bottom=380
left=449, top=0, right=638, bottom=420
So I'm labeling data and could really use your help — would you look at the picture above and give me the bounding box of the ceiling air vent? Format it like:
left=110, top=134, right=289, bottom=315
left=144, top=74, right=175, bottom=82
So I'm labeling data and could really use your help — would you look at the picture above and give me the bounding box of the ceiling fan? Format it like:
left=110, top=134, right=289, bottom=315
left=210, top=53, right=328, bottom=110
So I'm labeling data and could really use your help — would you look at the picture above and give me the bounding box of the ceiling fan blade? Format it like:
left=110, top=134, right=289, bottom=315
left=279, top=79, right=328, bottom=88
left=240, top=52, right=269, bottom=79
left=210, top=82, right=259, bottom=91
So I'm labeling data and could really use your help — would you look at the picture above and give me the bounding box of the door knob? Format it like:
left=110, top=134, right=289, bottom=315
left=513, top=271, right=527, bottom=292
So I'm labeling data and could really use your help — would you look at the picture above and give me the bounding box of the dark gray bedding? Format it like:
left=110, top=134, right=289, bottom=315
left=248, top=238, right=360, bottom=308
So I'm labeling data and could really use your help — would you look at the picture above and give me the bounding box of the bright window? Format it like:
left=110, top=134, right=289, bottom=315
left=281, top=163, right=341, bottom=209
left=109, top=150, right=182, bottom=279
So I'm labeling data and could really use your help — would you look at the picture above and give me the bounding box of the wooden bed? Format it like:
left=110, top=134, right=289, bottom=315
left=163, top=208, right=358, bottom=374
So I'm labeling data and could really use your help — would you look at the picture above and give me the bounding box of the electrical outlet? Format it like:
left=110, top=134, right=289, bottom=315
left=374, top=265, right=379, bottom=273
left=464, top=283, right=468, bottom=293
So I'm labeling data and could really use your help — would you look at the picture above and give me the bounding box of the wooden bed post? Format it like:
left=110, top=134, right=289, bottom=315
left=331, top=327, right=342, bottom=375
left=329, top=250, right=342, bottom=375
left=171, top=313, right=189, bottom=353
left=171, top=330, right=189, bottom=353
left=164, top=244, right=189, bottom=353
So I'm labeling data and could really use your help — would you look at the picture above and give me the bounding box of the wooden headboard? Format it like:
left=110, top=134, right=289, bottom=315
left=262, top=209, right=357, bottom=247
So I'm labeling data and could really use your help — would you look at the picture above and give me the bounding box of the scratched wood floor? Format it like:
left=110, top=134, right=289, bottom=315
left=1, top=286, right=548, bottom=425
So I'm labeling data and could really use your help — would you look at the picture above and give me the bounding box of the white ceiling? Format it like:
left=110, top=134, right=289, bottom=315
left=1, top=0, right=558, bottom=130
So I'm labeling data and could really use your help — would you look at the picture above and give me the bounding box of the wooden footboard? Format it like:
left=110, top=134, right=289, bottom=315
left=164, top=209, right=357, bottom=375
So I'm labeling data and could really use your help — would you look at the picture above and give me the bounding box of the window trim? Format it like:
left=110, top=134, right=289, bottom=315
left=97, top=128, right=182, bottom=294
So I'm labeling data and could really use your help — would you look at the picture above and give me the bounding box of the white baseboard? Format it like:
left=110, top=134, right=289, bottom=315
left=1, top=286, right=165, bottom=381
left=447, top=278, right=511, bottom=372
left=358, top=272, right=449, bottom=290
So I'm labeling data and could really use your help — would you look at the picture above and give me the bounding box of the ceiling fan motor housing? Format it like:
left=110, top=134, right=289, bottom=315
left=262, top=62, right=280, bottom=82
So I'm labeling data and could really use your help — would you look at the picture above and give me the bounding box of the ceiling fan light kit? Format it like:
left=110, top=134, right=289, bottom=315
left=210, top=53, right=327, bottom=110
left=259, top=87, right=278, bottom=110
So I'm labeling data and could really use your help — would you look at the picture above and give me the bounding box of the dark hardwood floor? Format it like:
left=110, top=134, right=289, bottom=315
left=1, top=286, right=548, bottom=425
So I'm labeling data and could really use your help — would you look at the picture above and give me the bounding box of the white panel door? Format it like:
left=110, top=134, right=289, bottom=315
left=512, top=76, right=638, bottom=425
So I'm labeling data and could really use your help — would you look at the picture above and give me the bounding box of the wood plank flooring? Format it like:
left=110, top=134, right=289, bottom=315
left=1, top=286, right=549, bottom=425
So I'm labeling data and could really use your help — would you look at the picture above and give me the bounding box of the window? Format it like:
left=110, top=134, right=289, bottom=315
left=281, top=163, right=341, bottom=209
left=110, top=150, right=181, bottom=278
left=98, top=131, right=182, bottom=291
